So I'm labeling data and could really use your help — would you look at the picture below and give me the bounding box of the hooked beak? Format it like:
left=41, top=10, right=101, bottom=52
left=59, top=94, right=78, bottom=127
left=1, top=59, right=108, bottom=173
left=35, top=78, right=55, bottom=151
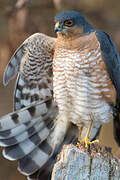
left=55, top=22, right=62, bottom=33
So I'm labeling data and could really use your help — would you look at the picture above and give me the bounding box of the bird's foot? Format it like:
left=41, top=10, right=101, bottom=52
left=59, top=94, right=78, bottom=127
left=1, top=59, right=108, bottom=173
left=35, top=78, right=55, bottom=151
left=77, top=136, right=99, bottom=148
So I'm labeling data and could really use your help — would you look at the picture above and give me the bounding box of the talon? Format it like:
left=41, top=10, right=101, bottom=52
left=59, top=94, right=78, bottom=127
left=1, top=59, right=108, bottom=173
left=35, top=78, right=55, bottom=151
left=77, top=137, right=99, bottom=148
left=83, top=138, right=99, bottom=147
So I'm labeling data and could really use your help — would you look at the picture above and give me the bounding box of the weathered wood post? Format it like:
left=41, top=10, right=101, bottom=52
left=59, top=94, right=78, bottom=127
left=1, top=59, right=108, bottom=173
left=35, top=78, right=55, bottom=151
left=51, top=144, right=120, bottom=180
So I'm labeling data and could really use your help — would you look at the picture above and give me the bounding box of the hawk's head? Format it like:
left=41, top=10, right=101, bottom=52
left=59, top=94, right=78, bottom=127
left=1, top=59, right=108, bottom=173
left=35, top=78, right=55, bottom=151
left=54, top=11, right=94, bottom=38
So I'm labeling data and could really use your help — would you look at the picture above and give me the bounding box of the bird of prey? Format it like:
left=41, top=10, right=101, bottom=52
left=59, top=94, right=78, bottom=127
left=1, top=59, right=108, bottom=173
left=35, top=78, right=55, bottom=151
left=0, top=10, right=120, bottom=179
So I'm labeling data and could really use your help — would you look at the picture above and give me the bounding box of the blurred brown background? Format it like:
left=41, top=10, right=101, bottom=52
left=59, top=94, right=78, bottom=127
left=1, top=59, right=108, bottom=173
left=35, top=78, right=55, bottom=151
left=0, top=0, right=120, bottom=179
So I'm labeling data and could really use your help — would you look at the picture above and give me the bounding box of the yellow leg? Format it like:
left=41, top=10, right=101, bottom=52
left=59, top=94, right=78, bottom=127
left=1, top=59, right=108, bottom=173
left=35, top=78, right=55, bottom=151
left=78, top=126, right=83, bottom=142
left=77, top=120, right=99, bottom=148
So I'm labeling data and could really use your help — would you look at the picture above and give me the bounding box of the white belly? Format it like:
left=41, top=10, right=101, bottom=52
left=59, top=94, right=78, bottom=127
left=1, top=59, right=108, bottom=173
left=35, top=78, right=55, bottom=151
left=68, top=79, right=113, bottom=126
left=53, top=48, right=113, bottom=128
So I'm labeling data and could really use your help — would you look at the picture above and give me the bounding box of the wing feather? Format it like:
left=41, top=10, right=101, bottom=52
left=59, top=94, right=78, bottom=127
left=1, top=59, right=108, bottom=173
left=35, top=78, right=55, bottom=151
left=0, top=119, right=45, bottom=146
left=1, top=32, right=58, bottom=179
left=3, top=125, right=50, bottom=160
left=96, top=30, right=120, bottom=99
left=96, top=30, right=120, bottom=146
left=3, top=44, right=26, bottom=86
left=18, top=143, right=53, bottom=176
left=0, top=99, right=52, bottom=131
left=0, top=118, right=39, bottom=140
left=3, top=33, right=56, bottom=110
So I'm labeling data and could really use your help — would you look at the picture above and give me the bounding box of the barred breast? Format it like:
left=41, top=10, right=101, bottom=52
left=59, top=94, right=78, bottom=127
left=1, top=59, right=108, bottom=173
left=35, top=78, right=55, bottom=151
left=53, top=32, right=116, bottom=129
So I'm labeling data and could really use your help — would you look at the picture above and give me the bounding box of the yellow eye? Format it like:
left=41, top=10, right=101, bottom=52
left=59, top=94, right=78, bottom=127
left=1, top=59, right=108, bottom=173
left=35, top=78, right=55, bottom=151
left=64, top=20, right=73, bottom=27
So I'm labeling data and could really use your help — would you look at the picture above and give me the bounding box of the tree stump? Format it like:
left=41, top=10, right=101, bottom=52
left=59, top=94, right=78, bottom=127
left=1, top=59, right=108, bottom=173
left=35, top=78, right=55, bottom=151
left=51, top=144, right=120, bottom=180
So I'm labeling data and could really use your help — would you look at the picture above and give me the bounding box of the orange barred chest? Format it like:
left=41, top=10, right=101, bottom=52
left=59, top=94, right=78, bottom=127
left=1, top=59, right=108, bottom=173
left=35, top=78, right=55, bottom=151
left=53, top=41, right=116, bottom=125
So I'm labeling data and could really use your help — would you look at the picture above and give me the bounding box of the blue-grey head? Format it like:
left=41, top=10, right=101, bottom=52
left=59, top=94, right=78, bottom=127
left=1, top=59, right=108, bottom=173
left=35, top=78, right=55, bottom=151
left=54, top=11, right=94, bottom=38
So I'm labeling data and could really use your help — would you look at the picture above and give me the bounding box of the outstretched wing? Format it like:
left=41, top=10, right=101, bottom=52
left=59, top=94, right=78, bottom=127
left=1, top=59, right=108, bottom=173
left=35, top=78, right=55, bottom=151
left=3, top=33, right=56, bottom=110
left=0, top=33, right=60, bottom=179
left=96, top=30, right=120, bottom=146
left=1, top=32, right=79, bottom=180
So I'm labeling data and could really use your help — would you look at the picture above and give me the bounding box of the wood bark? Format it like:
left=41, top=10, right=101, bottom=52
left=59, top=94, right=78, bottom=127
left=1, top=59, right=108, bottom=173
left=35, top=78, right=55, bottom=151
left=51, top=144, right=120, bottom=180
